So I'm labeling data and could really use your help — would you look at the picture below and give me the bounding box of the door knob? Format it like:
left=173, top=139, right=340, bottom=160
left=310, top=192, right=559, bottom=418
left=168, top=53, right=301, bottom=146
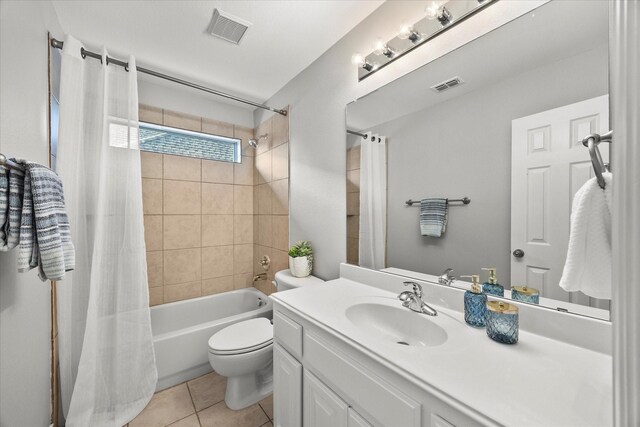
left=512, top=249, right=525, bottom=258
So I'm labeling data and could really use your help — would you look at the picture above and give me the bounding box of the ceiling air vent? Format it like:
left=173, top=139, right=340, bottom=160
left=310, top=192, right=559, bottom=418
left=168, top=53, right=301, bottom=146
left=431, top=77, right=464, bottom=93
left=207, top=9, right=252, bottom=44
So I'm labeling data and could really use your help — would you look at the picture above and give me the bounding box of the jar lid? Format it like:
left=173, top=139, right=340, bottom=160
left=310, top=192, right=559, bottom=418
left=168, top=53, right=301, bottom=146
left=487, top=300, right=519, bottom=314
left=513, top=286, right=539, bottom=296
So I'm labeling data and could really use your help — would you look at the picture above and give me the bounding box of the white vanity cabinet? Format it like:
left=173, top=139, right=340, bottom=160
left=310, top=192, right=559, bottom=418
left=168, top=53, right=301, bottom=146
left=273, top=344, right=302, bottom=427
left=273, top=305, right=479, bottom=427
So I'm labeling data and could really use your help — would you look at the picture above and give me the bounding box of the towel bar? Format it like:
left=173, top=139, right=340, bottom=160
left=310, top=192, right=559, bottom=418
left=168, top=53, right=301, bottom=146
left=0, top=153, right=25, bottom=172
left=405, top=197, right=470, bottom=206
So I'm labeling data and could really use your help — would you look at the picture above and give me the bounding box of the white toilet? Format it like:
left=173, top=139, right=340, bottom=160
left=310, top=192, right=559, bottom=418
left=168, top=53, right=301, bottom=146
left=273, top=268, right=325, bottom=291
left=208, top=270, right=324, bottom=410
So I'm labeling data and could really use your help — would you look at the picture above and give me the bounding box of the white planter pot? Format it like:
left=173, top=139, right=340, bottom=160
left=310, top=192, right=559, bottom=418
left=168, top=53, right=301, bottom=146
left=289, top=255, right=312, bottom=278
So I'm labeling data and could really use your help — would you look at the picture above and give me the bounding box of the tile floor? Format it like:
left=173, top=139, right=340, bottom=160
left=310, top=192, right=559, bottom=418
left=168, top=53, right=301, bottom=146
left=126, top=372, right=273, bottom=427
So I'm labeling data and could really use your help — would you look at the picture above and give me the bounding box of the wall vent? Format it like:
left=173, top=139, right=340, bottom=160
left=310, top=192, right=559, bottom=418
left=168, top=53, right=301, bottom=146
left=431, top=77, right=464, bottom=93
left=207, top=9, right=252, bottom=44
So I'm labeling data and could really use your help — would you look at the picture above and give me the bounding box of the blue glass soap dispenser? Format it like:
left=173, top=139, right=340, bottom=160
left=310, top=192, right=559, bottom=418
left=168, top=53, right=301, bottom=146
left=461, top=274, right=487, bottom=327
left=481, top=267, right=504, bottom=297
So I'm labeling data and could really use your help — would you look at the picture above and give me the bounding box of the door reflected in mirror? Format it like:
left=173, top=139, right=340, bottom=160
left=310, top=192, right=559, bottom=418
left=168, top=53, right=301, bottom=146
left=345, top=0, right=611, bottom=320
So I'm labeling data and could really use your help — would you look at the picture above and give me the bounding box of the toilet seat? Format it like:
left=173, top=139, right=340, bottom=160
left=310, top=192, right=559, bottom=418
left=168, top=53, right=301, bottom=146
left=208, top=318, right=273, bottom=355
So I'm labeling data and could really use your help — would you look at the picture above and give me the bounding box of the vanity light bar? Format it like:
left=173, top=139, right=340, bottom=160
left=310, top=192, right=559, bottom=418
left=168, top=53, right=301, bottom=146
left=353, top=0, right=496, bottom=81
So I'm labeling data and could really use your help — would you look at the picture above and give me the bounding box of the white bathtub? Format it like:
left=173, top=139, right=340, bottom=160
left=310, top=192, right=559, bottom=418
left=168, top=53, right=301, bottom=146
left=150, top=287, right=273, bottom=391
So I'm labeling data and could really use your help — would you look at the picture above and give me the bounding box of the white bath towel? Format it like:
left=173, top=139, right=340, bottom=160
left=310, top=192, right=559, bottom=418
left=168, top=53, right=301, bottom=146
left=559, top=172, right=612, bottom=300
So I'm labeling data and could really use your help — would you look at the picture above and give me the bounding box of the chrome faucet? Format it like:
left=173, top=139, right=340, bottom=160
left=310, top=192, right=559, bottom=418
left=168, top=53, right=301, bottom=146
left=438, top=268, right=456, bottom=286
left=398, top=281, right=437, bottom=316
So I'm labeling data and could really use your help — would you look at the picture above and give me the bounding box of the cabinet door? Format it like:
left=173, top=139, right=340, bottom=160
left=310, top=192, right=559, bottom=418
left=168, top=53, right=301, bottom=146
left=274, top=344, right=302, bottom=427
left=348, top=408, right=373, bottom=427
left=303, top=369, right=349, bottom=427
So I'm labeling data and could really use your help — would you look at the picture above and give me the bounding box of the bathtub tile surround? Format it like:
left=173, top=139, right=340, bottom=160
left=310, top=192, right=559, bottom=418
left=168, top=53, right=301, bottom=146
left=140, top=104, right=256, bottom=305
left=128, top=372, right=274, bottom=427
left=253, top=109, right=290, bottom=296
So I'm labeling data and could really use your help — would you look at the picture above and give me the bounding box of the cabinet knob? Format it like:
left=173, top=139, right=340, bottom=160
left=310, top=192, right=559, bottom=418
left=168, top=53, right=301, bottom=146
left=512, top=249, right=525, bottom=258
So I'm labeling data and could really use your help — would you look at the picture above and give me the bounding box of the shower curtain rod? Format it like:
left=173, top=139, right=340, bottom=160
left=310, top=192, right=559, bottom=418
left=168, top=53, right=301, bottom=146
left=347, top=129, right=367, bottom=138
left=49, top=38, right=288, bottom=116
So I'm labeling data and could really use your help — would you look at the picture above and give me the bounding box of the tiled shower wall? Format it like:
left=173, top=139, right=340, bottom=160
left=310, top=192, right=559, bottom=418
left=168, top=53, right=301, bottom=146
left=139, top=104, right=256, bottom=306
left=253, top=111, right=289, bottom=296
left=346, top=146, right=360, bottom=264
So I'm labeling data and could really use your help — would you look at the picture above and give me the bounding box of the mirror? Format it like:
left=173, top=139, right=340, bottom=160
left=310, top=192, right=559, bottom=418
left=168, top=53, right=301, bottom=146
left=346, top=0, right=611, bottom=320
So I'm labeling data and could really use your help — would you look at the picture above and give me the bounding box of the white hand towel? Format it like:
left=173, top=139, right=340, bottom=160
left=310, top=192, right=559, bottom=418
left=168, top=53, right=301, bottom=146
left=559, top=172, right=612, bottom=300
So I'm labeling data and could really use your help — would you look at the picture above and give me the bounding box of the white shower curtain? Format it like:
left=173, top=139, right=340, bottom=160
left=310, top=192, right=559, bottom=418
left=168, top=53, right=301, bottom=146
left=359, top=132, right=387, bottom=269
left=56, top=35, right=156, bottom=426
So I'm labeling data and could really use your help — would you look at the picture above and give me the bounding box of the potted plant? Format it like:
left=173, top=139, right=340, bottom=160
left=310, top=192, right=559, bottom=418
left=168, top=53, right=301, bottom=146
left=288, top=240, right=313, bottom=278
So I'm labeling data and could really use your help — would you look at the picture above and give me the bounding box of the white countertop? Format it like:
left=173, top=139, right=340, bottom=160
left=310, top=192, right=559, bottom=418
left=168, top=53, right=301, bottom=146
left=271, top=278, right=613, bottom=427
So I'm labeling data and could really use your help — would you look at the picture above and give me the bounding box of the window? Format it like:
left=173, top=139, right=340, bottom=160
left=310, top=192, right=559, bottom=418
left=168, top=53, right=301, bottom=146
left=139, top=122, right=241, bottom=163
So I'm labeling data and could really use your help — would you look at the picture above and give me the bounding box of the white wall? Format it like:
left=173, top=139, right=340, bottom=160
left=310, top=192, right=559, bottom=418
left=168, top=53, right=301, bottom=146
left=376, top=45, right=608, bottom=283
left=0, top=1, right=63, bottom=426
left=256, top=0, right=547, bottom=279
left=138, top=78, right=254, bottom=128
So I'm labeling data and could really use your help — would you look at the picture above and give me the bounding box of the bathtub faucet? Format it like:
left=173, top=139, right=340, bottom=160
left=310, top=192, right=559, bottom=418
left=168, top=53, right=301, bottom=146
left=253, top=273, right=267, bottom=282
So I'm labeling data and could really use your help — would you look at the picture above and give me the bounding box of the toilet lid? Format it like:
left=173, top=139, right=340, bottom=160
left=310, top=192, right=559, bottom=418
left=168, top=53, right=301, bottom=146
left=208, top=318, right=273, bottom=355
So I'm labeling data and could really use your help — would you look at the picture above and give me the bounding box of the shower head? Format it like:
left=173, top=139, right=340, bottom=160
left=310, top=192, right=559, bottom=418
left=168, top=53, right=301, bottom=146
left=248, top=133, right=268, bottom=149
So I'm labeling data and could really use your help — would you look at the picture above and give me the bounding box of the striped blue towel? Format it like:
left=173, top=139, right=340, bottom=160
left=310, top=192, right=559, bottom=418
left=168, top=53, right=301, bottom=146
left=17, top=161, right=75, bottom=281
left=420, top=198, right=448, bottom=237
left=0, top=169, right=7, bottom=246
left=0, top=166, right=25, bottom=251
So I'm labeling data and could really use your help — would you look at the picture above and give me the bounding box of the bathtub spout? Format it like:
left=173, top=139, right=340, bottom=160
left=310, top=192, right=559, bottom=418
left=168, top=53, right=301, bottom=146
left=253, top=273, right=267, bottom=282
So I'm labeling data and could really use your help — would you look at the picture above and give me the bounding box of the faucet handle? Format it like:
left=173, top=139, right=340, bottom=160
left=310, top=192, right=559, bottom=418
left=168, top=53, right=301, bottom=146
left=439, top=268, right=455, bottom=285
left=398, top=291, right=415, bottom=307
left=403, top=281, right=423, bottom=297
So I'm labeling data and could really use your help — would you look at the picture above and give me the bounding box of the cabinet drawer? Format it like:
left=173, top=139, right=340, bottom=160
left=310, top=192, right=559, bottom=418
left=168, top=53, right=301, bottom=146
left=304, top=331, right=421, bottom=427
left=274, top=311, right=303, bottom=359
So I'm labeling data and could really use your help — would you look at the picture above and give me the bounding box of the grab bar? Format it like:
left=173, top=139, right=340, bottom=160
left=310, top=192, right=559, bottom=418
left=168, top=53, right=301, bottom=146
left=581, top=131, right=612, bottom=189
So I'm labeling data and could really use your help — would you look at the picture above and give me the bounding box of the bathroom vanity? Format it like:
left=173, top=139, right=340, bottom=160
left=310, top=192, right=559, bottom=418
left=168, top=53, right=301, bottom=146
left=270, top=264, right=612, bottom=427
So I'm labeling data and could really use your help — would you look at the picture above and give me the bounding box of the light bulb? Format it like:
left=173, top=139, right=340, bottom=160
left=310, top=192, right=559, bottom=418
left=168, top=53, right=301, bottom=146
left=351, top=53, right=365, bottom=66
left=425, top=1, right=441, bottom=20
left=398, top=24, right=413, bottom=40
left=373, top=38, right=395, bottom=58
left=373, top=38, right=386, bottom=56
left=351, top=53, right=373, bottom=71
left=398, top=24, right=419, bottom=43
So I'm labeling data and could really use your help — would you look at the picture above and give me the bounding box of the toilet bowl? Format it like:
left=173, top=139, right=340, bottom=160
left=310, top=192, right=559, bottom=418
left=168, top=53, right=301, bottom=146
left=208, top=270, right=324, bottom=410
left=208, top=318, right=273, bottom=410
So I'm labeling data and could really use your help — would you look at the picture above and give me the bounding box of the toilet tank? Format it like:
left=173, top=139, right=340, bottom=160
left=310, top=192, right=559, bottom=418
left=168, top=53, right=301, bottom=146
left=274, top=269, right=325, bottom=291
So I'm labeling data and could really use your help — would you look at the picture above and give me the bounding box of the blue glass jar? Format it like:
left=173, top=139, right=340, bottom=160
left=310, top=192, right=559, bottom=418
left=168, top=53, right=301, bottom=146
left=462, top=275, right=487, bottom=327
left=486, top=301, right=519, bottom=344
left=482, top=267, right=504, bottom=297
left=511, top=286, right=540, bottom=304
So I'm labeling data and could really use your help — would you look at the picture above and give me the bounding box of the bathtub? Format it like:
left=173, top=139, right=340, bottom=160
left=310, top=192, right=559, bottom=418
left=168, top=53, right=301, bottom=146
left=150, top=287, right=273, bottom=391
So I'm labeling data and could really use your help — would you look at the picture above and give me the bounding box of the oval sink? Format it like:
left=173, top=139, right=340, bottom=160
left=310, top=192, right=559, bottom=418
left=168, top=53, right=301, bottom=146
left=345, top=303, right=448, bottom=347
